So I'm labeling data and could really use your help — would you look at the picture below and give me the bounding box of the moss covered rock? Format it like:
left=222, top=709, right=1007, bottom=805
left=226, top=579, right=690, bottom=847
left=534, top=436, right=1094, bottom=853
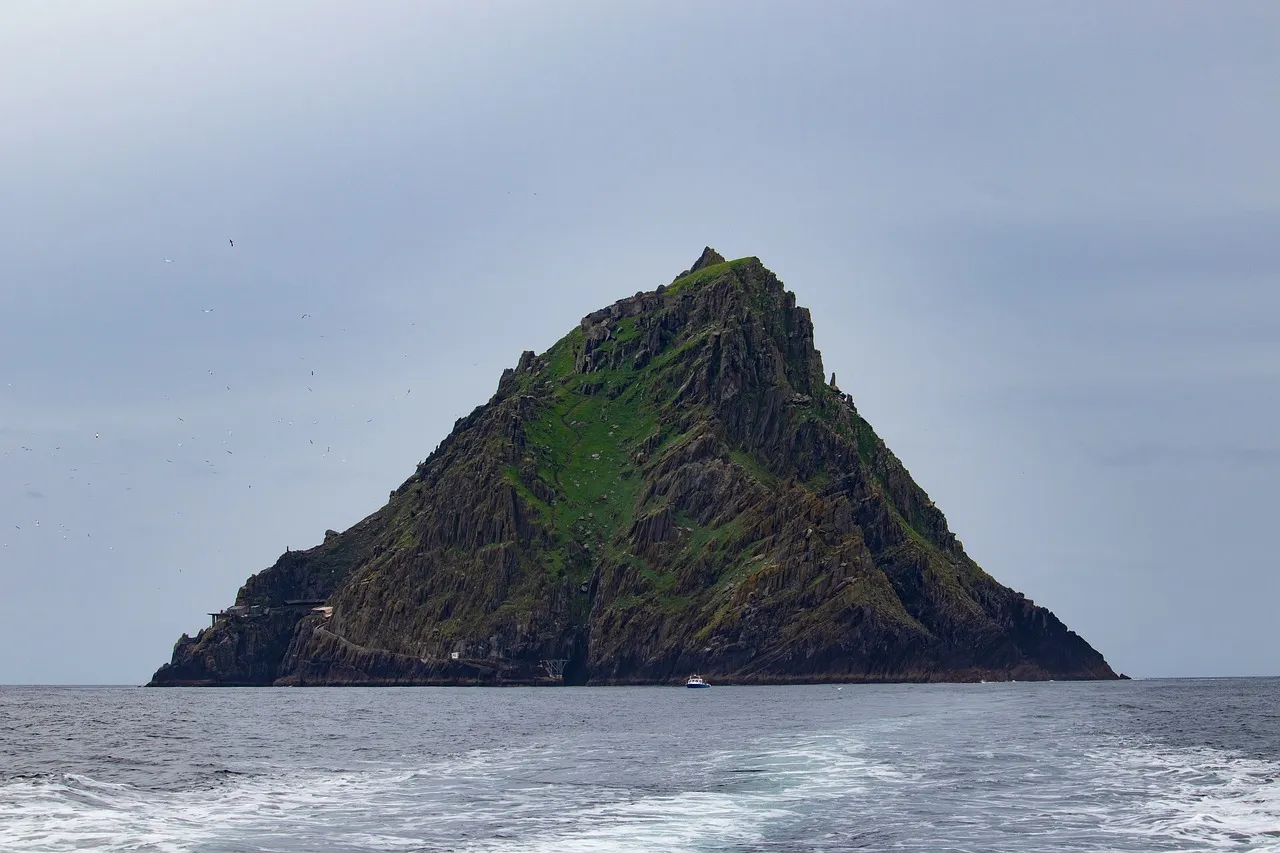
left=150, top=250, right=1117, bottom=686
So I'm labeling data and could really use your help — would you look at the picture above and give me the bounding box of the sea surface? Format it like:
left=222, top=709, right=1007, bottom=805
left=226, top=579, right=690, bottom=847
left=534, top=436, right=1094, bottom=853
left=1, top=679, right=1278, bottom=852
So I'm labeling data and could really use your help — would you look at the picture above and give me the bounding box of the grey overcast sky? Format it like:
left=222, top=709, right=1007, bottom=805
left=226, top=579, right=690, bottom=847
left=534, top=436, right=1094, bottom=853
left=2, top=1, right=1277, bottom=684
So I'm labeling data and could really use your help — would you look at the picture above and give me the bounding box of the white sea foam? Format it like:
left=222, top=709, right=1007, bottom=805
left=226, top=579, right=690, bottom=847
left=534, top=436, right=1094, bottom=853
left=5, top=701, right=1280, bottom=852
left=454, top=730, right=899, bottom=853
left=1088, top=738, right=1280, bottom=851
left=0, top=731, right=893, bottom=852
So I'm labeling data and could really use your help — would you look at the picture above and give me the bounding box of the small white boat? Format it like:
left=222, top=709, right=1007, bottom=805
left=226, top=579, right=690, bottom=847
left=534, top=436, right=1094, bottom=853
left=685, top=674, right=710, bottom=688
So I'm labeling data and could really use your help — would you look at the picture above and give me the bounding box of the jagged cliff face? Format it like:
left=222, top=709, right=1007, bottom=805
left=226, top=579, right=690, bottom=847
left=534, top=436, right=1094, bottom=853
left=150, top=249, right=1117, bottom=686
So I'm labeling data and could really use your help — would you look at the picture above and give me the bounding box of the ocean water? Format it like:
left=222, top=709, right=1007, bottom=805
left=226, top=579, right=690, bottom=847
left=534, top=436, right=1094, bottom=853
left=1, top=679, right=1278, bottom=852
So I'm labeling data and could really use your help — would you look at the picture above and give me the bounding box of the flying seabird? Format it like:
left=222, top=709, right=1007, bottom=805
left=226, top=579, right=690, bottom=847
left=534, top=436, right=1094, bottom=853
left=229, top=239, right=234, bottom=247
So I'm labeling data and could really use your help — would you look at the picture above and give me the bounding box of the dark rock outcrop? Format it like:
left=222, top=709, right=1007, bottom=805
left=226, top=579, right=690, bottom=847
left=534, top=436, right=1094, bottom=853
left=150, top=250, right=1118, bottom=686
left=672, top=246, right=727, bottom=282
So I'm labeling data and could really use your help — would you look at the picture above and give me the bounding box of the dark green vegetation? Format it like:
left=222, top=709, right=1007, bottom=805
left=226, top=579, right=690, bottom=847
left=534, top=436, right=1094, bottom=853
left=151, top=248, right=1118, bottom=686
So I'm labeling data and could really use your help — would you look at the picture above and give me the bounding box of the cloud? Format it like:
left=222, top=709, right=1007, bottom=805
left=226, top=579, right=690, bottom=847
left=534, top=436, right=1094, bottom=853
left=1, top=2, right=1279, bottom=683
left=1215, top=446, right=1280, bottom=466
left=1091, top=443, right=1280, bottom=469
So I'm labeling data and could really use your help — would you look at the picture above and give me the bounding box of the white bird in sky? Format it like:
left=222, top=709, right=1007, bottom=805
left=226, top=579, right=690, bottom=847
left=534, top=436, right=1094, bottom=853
left=163, top=258, right=173, bottom=263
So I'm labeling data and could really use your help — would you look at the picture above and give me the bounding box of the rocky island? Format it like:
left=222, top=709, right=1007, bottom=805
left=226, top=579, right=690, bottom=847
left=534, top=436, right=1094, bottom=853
left=150, top=249, right=1118, bottom=686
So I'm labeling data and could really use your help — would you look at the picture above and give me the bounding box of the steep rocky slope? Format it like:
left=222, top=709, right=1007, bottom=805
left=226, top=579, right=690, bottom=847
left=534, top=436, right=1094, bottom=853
left=150, top=249, right=1117, bottom=686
